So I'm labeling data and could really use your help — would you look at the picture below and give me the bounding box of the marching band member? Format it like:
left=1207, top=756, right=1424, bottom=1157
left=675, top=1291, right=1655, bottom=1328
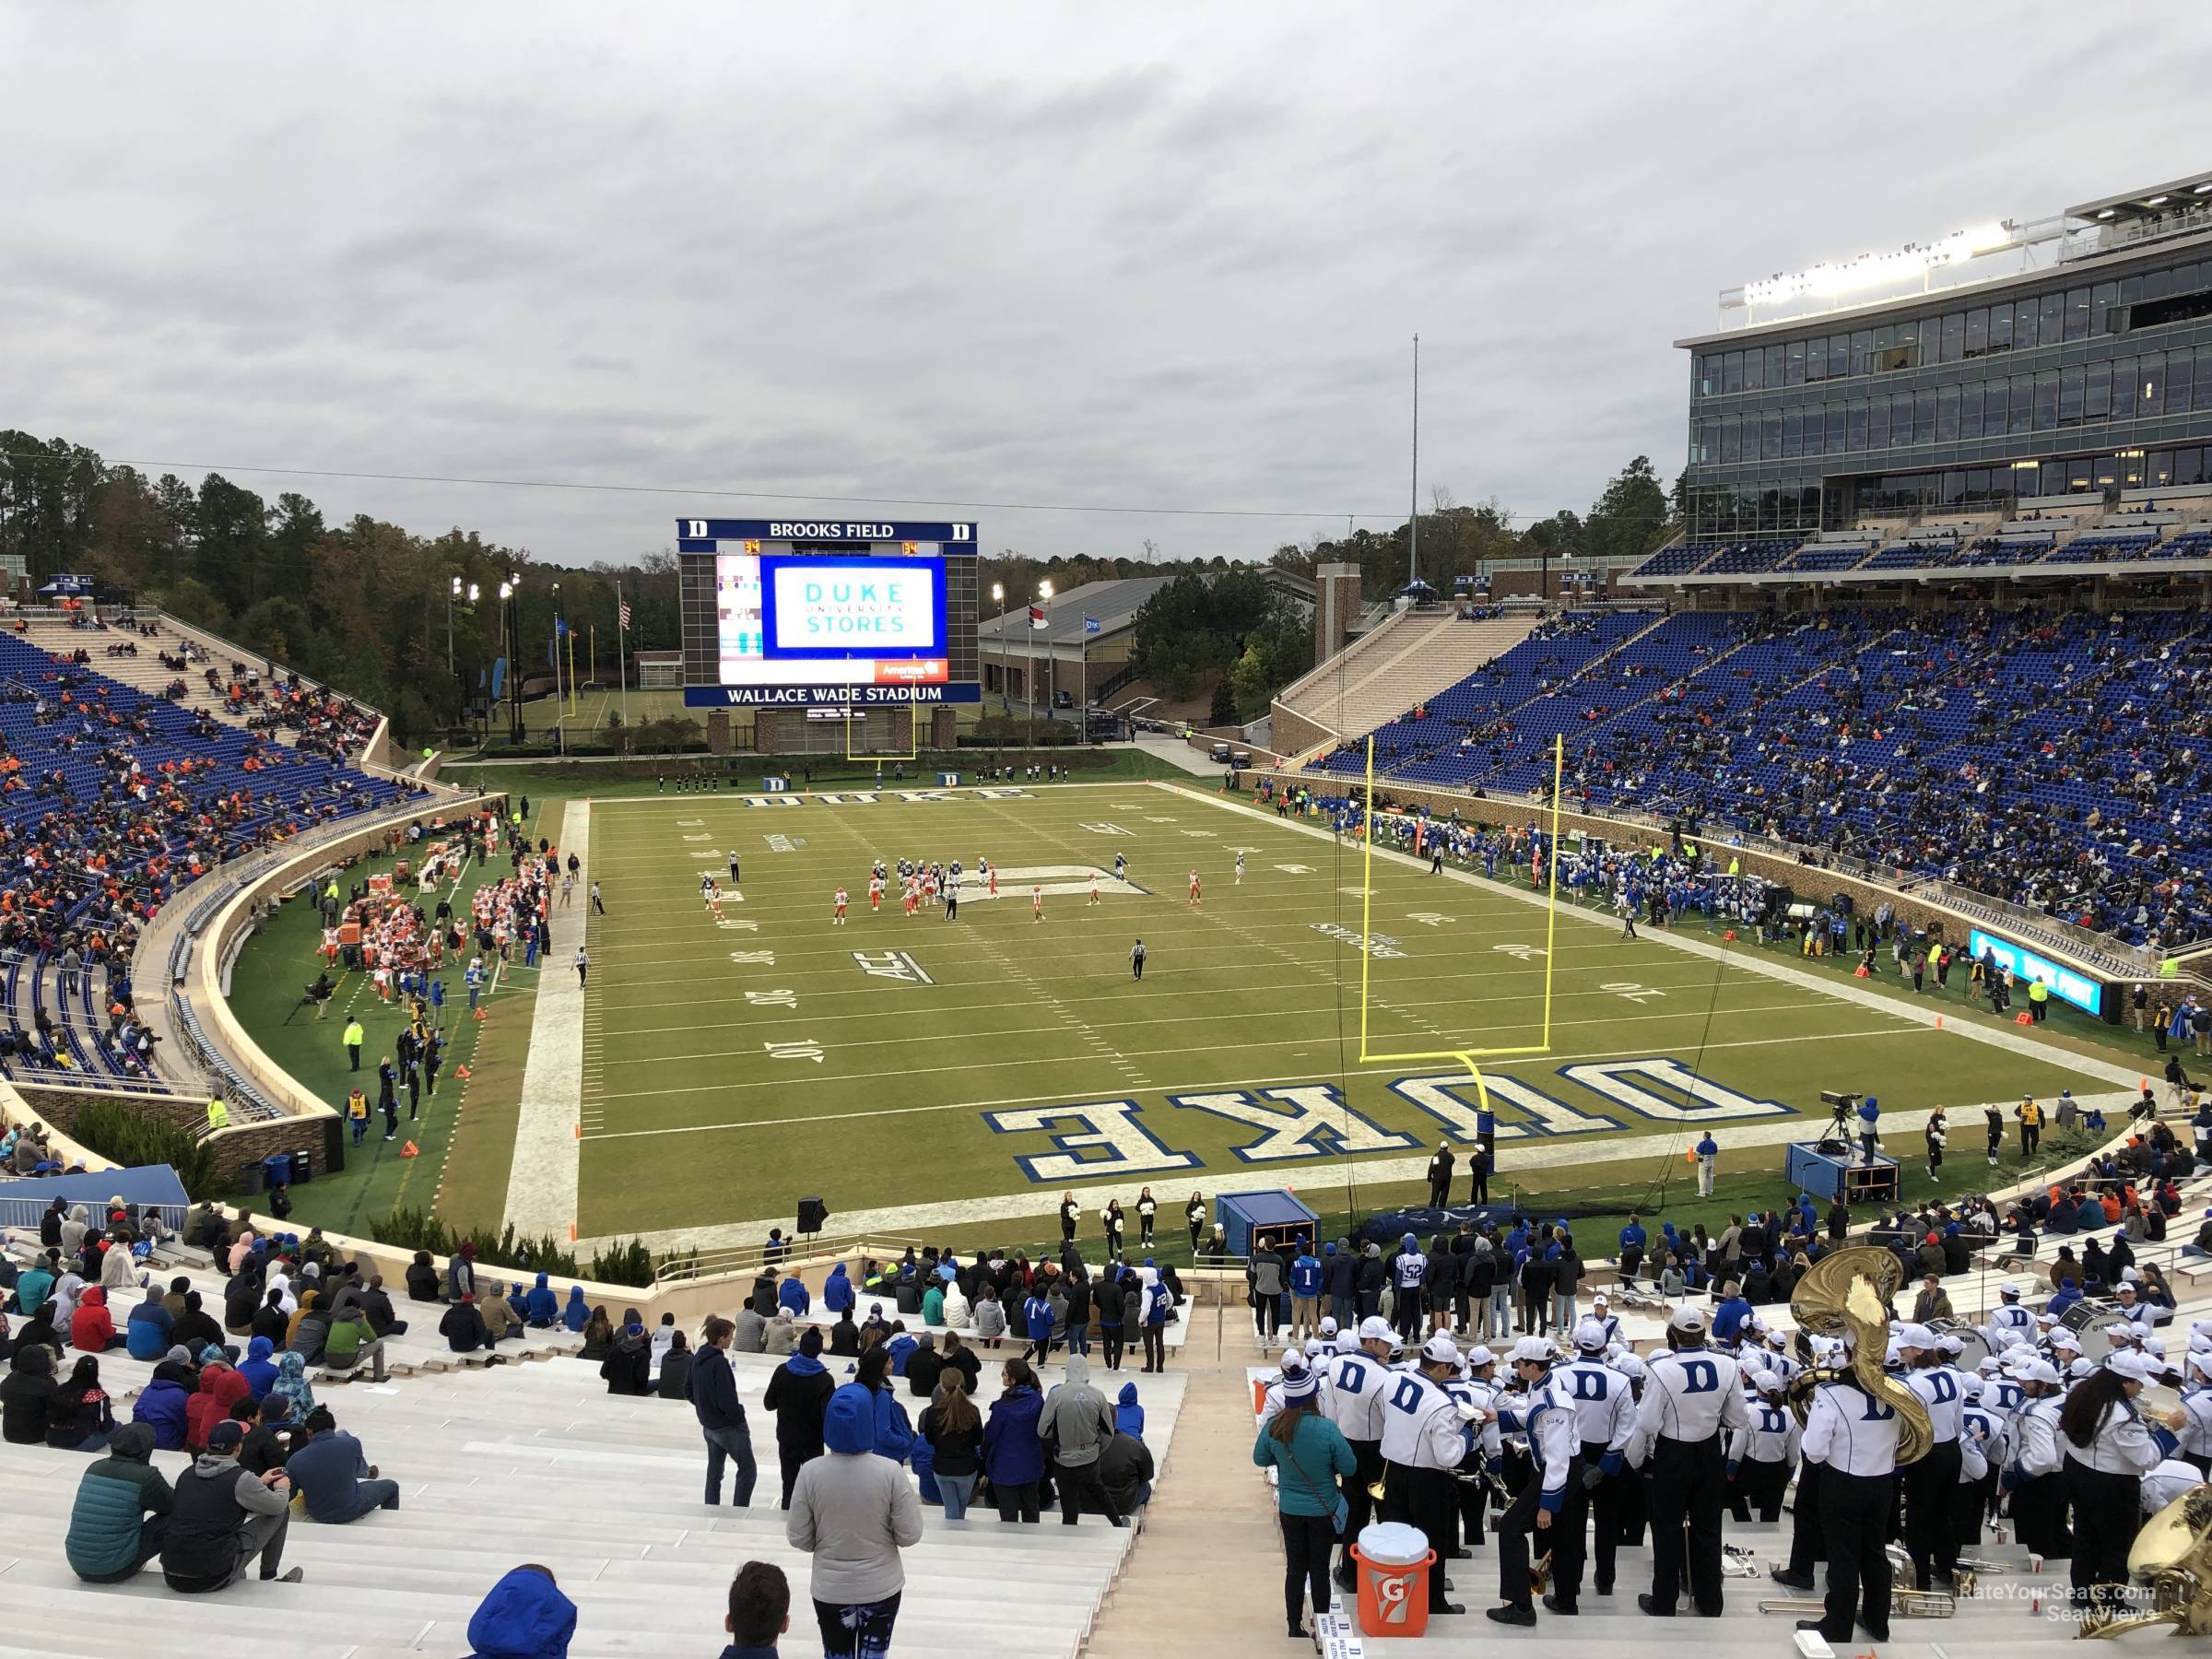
left=1584, top=1290, right=1622, bottom=1349
left=2008, top=1353, right=2070, bottom=1566
left=1725, top=1370, right=1798, bottom=1523
left=1379, top=1333, right=1480, bottom=1619
left=2143, top=1451, right=2205, bottom=1515
left=1794, top=1321, right=1903, bottom=1646
left=1957, top=1377, right=2002, bottom=1547
left=1628, top=1305, right=1747, bottom=1618
left=1983, top=1282, right=2034, bottom=1353
left=1558, top=1319, right=1636, bottom=1599
left=1448, top=1345, right=1505, bottom=1550
left=2060, top=1351, right=2163, bottom=1615
left=1897, top=1323, right=1965, bottom=1594
left=1486, top=1335, right=1580, bottom=1627
left=2178, top=1347, right=2212, bottom=1477
left=1323, top=1317, right=1396, bottom=1592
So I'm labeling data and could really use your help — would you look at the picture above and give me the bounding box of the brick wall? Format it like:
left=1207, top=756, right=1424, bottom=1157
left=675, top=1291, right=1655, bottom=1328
left=1270, top=703, right=1335, bottom=761
left=14, top=1083, right=345, bottom=1190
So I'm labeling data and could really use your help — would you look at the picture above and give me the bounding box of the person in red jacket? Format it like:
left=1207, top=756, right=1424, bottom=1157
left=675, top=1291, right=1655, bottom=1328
left=185, top=1356, right=253, bottom=1452
left=69, top=1287, right=122, bottom=1354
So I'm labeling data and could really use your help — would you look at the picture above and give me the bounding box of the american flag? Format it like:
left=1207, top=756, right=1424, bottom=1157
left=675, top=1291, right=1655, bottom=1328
left=618, top=600, right=631, bottom=631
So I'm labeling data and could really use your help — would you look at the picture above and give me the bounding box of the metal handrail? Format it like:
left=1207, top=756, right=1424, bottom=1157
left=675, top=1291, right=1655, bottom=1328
left=652, top=1230, right=928, bottom=1288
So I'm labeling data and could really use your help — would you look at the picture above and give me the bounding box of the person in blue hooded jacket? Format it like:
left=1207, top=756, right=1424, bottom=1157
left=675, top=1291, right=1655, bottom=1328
left=237, top=1336, right=279, bottom=1402
left=124, top=1288, right=173, bottom=1361
left=821, top=1264, right=854, bottom=1317
left=129, top=1370, right=190, bottom=1451
left=982, top=1357, right=1045, bottom=1522
left=776, top=1273, right=810, bottom=1319
left=883, top=1326, right=917, bottom=1378
left=524, top=1274, right=559, bottom=1328
left=560, top=1286, right=589, bottom=1333
left=852, top=1347, right=913, bottom=1464
left=1115, top=1381, right=1145, bottom=1441
left=1020, top=1287, right=1055, bottom=1364
left=464, top=1562, right=578, bottom=1659
left=786, top=1382, right=923, bottom=1659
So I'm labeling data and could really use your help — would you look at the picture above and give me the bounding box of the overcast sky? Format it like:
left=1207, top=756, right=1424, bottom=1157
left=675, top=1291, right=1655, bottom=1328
left=6, top=4, right=2209, bottom=568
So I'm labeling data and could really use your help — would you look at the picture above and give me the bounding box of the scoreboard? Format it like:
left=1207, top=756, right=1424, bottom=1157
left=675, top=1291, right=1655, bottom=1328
left=676, top=518, right=982, bottom=707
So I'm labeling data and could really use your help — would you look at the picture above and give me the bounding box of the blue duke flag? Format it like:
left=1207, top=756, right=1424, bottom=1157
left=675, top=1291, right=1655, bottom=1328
left=1083, top=616, right=1101, bottom=635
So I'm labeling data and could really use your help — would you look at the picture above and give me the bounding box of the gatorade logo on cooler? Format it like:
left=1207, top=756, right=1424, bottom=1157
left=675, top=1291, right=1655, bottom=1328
left=1376, top=1573, right=1411, bottom=1624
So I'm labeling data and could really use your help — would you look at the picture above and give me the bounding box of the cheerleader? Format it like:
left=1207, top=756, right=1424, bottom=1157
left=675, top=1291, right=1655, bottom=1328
left=1925, top=1108, right=1947, bottom=1178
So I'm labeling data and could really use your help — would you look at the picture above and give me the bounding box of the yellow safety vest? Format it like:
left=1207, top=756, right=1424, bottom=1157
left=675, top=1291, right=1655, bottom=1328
left=206, top=1098, right=229, bottom=1131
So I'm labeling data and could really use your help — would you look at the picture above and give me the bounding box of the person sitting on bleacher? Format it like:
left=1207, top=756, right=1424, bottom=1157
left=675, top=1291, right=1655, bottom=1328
left=185, top=1353, right=251, bottom=1452
left=1, top=1345, right=57, bottom=1442
left=69, top=1285, right=122, bottom=1353
left=525, top=1271, right=559, bottom=1328
left=479, top=1284, right=523, bottom=1348
left=171, top=1290, right=223, bottom=1358
left=284, top=1405, right=399, bottom=1524
left=440, top=1292, right=490, bottom=1355
left=463, top=1564, right=578, bottom=1659
left=12, top=1248, right=59, bottom=1322
left=323, top=1306, right=389, bottom=1382
left=65, top=1422, right=172, bottom=1583
left=237, top=1335, right=279, bottom=1401
left=406, top=1250, right=442, bottom=1303
left=130, top=1356, right=190, bottom=1451
left=562, top=1285, right=589, bottom=1333
left=161, top=1418, right=302, bottom=1591
left=47, top=1354, right=117, bottom=1451
left=250, top=1286, right=290, bottom=1347
left=350, top=1273, right=405, bottom=1338
left=287, top=1292, right=332, bottom=1367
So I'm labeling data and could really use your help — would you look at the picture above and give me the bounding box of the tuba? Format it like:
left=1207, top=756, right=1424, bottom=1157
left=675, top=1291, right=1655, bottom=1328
left=1785, top=1245, right=1932, bottom=1465
left=2081, top=1483, right=2212, bottom=1639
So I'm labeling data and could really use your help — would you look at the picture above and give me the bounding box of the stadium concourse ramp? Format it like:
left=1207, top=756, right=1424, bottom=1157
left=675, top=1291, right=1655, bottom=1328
left=1270, top=610, right=1535, bottom=767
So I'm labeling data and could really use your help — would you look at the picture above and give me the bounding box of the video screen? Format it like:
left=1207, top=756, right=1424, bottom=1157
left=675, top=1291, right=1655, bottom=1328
left=715, top=552, right=948, bottom=686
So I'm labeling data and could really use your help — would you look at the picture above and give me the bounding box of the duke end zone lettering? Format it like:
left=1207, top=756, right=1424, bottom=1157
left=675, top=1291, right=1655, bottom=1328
left=684, top=683, right=983, bottom=707
left=981, top=1058, right=1788, bottom=1183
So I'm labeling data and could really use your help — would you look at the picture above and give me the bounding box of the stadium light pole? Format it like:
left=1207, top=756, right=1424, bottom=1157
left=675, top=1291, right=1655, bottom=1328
left=501, top=576, right=524, bottom=746
left=992, top=582, right=1006, bottom=712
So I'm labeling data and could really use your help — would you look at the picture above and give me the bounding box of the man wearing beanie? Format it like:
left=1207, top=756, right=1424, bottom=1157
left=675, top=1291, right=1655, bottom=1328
left=65, top=1422, right=173, bottom=1582
left=763, top=1322, right=836, bottom=1509
left=160, top=1418, right=302, bottom=1592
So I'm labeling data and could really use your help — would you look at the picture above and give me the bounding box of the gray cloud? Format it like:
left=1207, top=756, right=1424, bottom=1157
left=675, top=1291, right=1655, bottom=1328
left=3, top=1, right=2209, bottom=567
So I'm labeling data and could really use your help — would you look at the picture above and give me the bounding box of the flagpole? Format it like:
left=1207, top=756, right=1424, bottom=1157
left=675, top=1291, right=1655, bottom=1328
left=567, top=626, right=578, bottom=717
left=616, top=579, right=630, bottom=731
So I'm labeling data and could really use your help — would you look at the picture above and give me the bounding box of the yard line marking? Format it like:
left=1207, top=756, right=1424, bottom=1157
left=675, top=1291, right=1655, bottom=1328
left=585, top=1016, right=1933, bottom=1120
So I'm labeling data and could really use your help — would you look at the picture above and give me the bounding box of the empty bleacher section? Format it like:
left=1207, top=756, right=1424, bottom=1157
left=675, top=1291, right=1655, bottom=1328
left=1306, top=602, right=2212, bottom=951
left=1269, top=609, right=1535, bottom=760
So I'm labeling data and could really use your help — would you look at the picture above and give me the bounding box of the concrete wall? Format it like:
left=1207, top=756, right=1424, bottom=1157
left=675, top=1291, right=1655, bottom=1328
left=191, top=798, right=507, bottom=1141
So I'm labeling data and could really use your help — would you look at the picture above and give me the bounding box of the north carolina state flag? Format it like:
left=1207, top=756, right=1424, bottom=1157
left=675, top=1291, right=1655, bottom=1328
left=1029, top=606, right=1048, bottom=629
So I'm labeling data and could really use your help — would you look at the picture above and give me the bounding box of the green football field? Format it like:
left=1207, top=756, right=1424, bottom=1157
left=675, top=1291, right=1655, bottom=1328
left=567, top=780, right=2118, bottom=1245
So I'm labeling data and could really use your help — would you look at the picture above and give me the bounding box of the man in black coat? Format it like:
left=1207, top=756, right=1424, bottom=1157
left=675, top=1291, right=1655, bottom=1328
left=760, top=1325, right=834, bottom=1509
left=1426, top=1144, right=1455, bottom=1209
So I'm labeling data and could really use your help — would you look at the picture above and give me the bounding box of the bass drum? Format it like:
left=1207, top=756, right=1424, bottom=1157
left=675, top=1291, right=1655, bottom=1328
left=2060, top=1300, right=2130, bottom=1364
left=1927, top=1317, right=1991, bottom=1371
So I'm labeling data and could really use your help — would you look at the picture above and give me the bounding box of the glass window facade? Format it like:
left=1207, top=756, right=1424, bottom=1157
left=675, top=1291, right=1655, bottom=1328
left=1683, top=242, right=2212, bottom=536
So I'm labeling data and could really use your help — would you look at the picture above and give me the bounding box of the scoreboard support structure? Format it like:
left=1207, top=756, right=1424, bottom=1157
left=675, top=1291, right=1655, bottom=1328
left=842, top=696, right=920, bottom=762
